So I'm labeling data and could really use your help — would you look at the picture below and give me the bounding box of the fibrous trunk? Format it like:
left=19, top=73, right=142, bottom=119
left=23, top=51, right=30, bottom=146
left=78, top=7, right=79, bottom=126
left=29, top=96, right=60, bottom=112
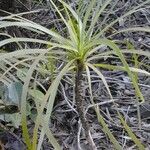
left=75, top=60, right=97, bottom=150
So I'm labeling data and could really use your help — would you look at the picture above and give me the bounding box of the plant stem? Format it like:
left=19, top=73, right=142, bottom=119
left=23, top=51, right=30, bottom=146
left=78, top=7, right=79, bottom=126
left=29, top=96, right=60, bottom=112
left=75, top=59, right=97, bottom=150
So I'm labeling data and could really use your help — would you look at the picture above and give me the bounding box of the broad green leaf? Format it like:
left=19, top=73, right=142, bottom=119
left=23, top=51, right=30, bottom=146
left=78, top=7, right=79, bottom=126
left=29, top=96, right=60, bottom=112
left=7, top=82, right=23, bottom=106
left=4, top=113, right=21, bottom=128
left=29, top=89, right=44, bottom=102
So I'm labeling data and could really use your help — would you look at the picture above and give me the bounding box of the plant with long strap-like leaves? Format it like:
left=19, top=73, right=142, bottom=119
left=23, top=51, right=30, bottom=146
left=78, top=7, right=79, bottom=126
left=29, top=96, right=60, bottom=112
left=0, top=0, right=150, bottom=149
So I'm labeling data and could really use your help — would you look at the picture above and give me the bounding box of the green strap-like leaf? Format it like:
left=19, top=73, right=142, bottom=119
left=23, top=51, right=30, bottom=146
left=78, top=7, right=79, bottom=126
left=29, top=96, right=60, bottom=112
left=118, top=113, right=145, bottom=150
left=96, top=106, right=122, bottom=150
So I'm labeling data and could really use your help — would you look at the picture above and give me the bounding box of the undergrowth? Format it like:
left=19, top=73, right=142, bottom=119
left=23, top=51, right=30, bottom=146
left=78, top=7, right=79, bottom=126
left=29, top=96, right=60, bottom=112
left=0, top=0, right=150, bottom=149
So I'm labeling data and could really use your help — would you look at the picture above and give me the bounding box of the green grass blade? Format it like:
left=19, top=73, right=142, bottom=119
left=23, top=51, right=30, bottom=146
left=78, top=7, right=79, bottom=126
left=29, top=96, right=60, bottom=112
left=63, top=6, right=79, bottom=46
left=87, top=63, right=113, bottom=99
left=85, top=64, right=121, bottom=149
left=85, top=64, right=95, bottom=105
left=37, top=61, right=75, bottom=149
left=94, top=0, right=150, bottom=38
left=0, top=21, right=67, bottom=43
left=101, top=39, right=145, bottom=102
left=49, top=0, right=79, bottom=46
left=109, top=27, right=150, bottom=37
left=94, top=64, right=150, bottom=76
left=32, top=114, right=41, bottom=150
left=0, top=49, right=48, bottom=61
left=118, top=113, right=145, bottom=150
left=42, top=120, right=61, bottom=150
left=37, top=128, right=45, bottom=150
left=21, top=53, right=47, bottom=149
left=126, top=40, right=139, bottom=81
left=87, top=49, right=150, bottom=62
left=86, top=39, right=145, bottom=102
left=60, top=0, right=83, bottom=34
left=96, top=106, right=122, bottom=150
left=0, top=38, right=77, bottom=52
left=82, top=0, right=96, bottom=31
left=98, top=0, right=119, bottom=31
left=87, top=0, right=112, bottom=38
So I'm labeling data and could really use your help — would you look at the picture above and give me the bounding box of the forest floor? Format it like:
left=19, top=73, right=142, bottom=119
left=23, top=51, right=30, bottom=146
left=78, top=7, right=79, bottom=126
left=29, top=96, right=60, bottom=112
left=0, top=0, right=150, bottom=150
